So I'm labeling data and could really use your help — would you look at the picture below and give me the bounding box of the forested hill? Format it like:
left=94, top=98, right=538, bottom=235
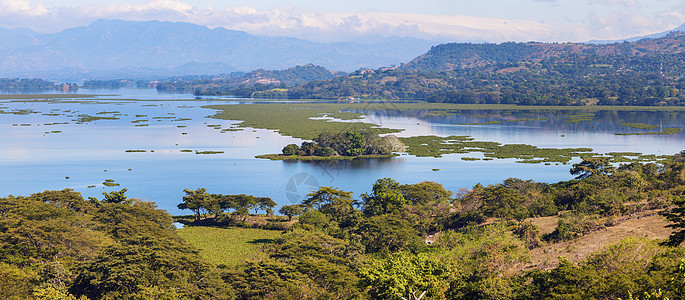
left=157, top=64, right=345, bottom=93
left=192, top=31, right=685, bottom=106
left=401, top=31, right=685, bottom=72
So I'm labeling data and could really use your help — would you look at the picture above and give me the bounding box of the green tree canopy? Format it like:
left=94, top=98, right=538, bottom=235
left=570, top=157, right=616, bottom=180
left=361, top=178, right=411, bottom=216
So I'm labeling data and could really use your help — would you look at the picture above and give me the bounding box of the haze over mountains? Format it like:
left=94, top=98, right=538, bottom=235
left=0, top=19, right=437, bottom=81
left=2, top=19, right=685, bottom=83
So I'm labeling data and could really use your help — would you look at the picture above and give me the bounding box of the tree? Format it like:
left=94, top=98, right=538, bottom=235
left=177, top=188, right=216, bottom=222
left=314, top=146, right=335, bottom=157
left=102, top=188, right=132, bottom=205
left=279, top=205, right=304, bottom=221
left=400, top=181, right=453, bottom=205
left=302, top=186, right=353, bottom=210
left=358, top=252, right=458, bottom=299
left=282, top=144, right=299, bottom=156
left=299, top=142, right=320, bottom=156
left=357, top=214, right=423, bottom=253
left=570, top=157, right=616, bottom=180
left=662, top=196, right=685, bottom=246
left=233, top=194, right=257, bottom=221
left=345, top=131, right=366, bottom=156
left=361, top=178, right=410, bottom=216
left=256, top=197, right=277, bottom=215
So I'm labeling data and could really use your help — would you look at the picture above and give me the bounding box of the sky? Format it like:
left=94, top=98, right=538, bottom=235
left=1, top=0, right=684, bottom=43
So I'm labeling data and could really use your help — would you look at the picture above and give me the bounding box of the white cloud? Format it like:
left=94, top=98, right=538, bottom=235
left=0, top=0, right=682, bottom=43
left=0, top=0, right=47, bottom=16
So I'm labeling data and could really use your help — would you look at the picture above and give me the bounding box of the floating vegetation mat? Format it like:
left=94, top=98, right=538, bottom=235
left=195, top=151, right=224, bottom=154
left=103, top=179, right=120, bottom=187
left=619, top=122, right=659, bottom=130
left=73, top=114, right=119, bottom=123
left=456, top=121, right=502, bottom=125
left=504, top=118, right=548, bottom=122
left=615, top=128, right=681, bottom=135
left=562, top=113, right=595, bottom=124
left=399, top=135, right=670, bottom=163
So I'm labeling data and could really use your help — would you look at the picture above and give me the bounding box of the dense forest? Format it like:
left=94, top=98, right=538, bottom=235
left=0, top=78, right=55, bottom=92
left=157, top=65, right=343, bottom=94
left=184, top=32, right=685, bottom=106
left=3, top=152, right=685, bottom=299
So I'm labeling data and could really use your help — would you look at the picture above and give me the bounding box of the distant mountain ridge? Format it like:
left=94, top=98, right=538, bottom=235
left=401, top=30, right=685, bottom=72
left=0, top=19, right=437, bottom=81
left=189, top=28, right=685, bottom=106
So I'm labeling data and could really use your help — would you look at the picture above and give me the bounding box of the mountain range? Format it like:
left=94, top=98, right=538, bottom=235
left=0, top=19, right=437, bottom=81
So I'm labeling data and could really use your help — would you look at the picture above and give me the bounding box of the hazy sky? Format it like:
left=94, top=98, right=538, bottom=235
left=1, top=0, right=684, bottom=42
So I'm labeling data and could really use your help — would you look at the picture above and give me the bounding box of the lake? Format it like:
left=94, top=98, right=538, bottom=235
left=1, top=88, right=683, bottom=215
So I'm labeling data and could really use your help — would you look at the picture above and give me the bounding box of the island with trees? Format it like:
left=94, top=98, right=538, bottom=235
left=256, top=130, right=405, bottom=160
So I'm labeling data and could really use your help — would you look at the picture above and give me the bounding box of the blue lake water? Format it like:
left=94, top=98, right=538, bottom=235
left=1, top=88, right=684, bottom=215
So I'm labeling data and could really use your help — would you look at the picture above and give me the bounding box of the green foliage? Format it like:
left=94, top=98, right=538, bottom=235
left=71, top=235, right=232, bottom=300
left=0, top=189, right=232, bottom=300
left=543, top=212, right=605, bottom=242
left=278, top=205, right=304, bottom=221
left=570, top=157, right=616, bottom=179
left=102, top=188, right=132, bottom=205
left=357, top=214, right=423, bottom=253
left=399, top=181, right=453, bottom=205
left=361, top=178, right=411, bottom=217
left=178, top=188, right=214, bottom=221
left=662, top=193, right=685, bottom=246
left=0, top=262, right=40, bottom=299
left=223, top=229, right=362, bottom=299
left=436, top=225, right=529, bottom=276
left=358, top=252, right=461, bottom=300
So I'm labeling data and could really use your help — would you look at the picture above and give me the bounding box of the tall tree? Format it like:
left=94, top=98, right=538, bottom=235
left=570, top=157, right=615, bottom=180
left=177, top=188, right=216, bottom=222
left=361, top=178, right=410, bottom=216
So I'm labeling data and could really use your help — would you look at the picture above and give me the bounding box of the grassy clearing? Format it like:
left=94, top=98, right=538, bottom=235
left=176, top=226, right=281, bottom=267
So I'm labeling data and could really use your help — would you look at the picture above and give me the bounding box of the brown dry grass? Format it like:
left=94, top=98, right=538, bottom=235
left=521, top=210, right=673, bottom=271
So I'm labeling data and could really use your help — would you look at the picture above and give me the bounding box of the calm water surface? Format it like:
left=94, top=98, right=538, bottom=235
left=1, top=88, right=683, bottom=215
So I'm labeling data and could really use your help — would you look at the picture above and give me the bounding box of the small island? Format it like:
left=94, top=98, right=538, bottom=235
left=257, top=130, right=405, bottom=160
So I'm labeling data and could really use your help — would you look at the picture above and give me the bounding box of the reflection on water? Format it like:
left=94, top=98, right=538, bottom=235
left=1, top=89, right=683, bottom=215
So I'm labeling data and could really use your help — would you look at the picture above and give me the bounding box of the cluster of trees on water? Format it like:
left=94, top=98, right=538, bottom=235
left=5, top=152, right=685, bottom=298
left=281, top=130, right=404, bottom=157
